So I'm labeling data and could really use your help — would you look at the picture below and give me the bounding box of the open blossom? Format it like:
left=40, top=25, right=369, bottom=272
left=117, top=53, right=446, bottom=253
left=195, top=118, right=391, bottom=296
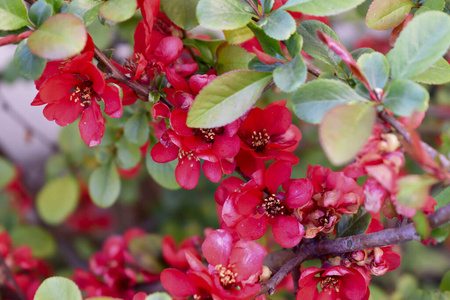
left=221, top=160, right=313, bottom=248
left=296, top=266, right=370, bottom=300
left=161, top=229, right=266, bottom=300
left=162, top=235, right=202, bottom=270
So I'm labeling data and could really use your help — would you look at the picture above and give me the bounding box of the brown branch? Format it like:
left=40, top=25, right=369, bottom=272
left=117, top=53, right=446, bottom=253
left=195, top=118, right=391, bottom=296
left=258, top=203, right=450, bottom=297
left=93, top=46, right=151, bottom=98
left=0, top=254, right=26, bottom=300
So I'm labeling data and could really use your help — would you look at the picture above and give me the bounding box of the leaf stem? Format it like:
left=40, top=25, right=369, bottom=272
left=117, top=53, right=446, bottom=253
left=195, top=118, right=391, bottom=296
left=246, top=0, right=263, bottom=19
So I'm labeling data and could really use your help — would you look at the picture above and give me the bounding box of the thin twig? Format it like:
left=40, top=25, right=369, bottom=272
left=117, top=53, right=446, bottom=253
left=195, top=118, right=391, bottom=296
left=0, top=254, right=26, bottom=300
left=246, top=0, right=263, bottom=19
left=305, top=60, right=323, bottom=77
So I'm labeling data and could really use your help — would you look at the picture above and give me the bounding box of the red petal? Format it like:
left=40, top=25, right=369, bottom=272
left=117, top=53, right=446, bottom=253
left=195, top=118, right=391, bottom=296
left=272, top=216, right=304, bottom=248
left=175, top=156, right=201, bottom=189
left=39, top=73, right=78, bottom=103
left=202, top=229, right=238, bottom=267
left=150, top=142, right=178, bottom=163
left=154, top=36, right=184, bottom=65
left=265, top=160, right=292, bottom=193
left=170, top=109, right=192, bottom=136
left=160, top=269, right=198, bottom=297
left=78, top=101, right=105, bottom=147
left=235, top=217, right=267, bottom=240
left=202, top=161, right=223, bottom=183
left=230, top=240, right=266, bottom=283
left=284, top=178, right=314, bottom=208
left=235, top=189, right=262, bottom=216
left=214, top=177, right=244, bottom=206
left=212, top=134, right=240, bottom=159
left=102, top=84, right=122, bottom=118
left=43, top=101, right=83, bottom=126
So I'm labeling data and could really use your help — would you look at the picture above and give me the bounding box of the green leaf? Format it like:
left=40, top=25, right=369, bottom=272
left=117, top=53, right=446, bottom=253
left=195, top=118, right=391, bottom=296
left=280, top=0, right=366, bottom=16
left=43, top=0, right=64, bottom=12
left=89, top=161, right=121, bottom=208
left=37, top=175, right=80, bottom=225
left=0, top=0, right=31, bottom=31
left=146, top=152, right=180, bottom=190
left=319, top=103, right=376, bottom=166
left=145, top=293, right=172, bottom=300
left=124, top=113, right=150, bottom=146
left=410, top=290, right=450, bottom=300
left=336, top=207, right=372, bottom=237
left=14, top=40, right=47, bottom=80
left=196, top=0, right=254, bottom=30
left=383, top=80, right=429, bottom=117
left=416, top=0, right=445, bottom=15
left=45, top=154, right=68, bottom=179
left=248, top=22, right=284, bottom=59
left=396, top=175, right=438, bottom=209
left=366, top=0, right=415, bottom=31
left=413, top=58, right=450, bottom=85
left=440, top=270, right=450, bottom=291
left=183, top=38, right=224, bottom=65
left=413, top=211, right=430, bottom=239
left=224, top=26, right=254, bottom=44
left=99, top=0, right=137, bottom=23
left=67, top=0, right=102, bottom=26
left=262, top=9, right=296, bottom=40
left=248, top=57, right=281, bottom=72
left=217, top=44, right=254, bottom=74
left=115, top=137, right=141, bottom=169
left=11, top=226, right=56, bottom=258
left=356, top=52, right=389, bottom=89
left=261, top=0, right=274, bottom=13
left=34, top=277, right=82, bottom=300
left=161, top=0, right=199, bottom=30
left=387, top=11, right=450, bottom=80
left=29, top=1, right=54, bottom=28
left=285, top=33, right=303, bottom=58
left=291, top=79, right=367, bottom=124
left=430, top=225, right=450, bottom=243
left=187, top=70, right=272, bottom=128
left=128, top=234, right=164, bottom=273
left=432, top=186, right=450, bottom=209
left=297, top=20, right=341, bottom=66
left=28, top=13, right=87, bottom=60
left=273, top=54, right=307, bottom=92
left=0, top=157, right=15, bottom=189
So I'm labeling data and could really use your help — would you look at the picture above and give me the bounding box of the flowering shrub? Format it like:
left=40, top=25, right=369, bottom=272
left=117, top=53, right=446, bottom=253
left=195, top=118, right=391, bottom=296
left=0, top=0, right=450, bottom=300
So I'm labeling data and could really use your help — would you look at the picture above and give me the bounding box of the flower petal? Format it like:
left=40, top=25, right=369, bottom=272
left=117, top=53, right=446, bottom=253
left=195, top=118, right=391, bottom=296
left=78, top=101, right=105, bottom=147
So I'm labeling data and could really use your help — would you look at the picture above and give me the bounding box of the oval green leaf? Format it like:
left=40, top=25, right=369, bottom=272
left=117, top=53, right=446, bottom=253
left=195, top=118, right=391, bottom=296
left=124, top=113, right=150, bottom=146
left=383, top=79, right=429, bottom=117
left=161, top=0, right=199, bottom=30
left=291, top=79, right=367, bottom=124
left=89, top=161, right=121, bottom=208
left=262, top=9, right=296, bottom=41
left=196, top=0, right=254, bottom=30
left=187, top=70, right=272, bottom=128
left=14, top=40, right=47, bottom=80
left=0, top=157, right=15, bottom=188
left=11, top=226, right=56, bottom=258
left=387, top=11, right=450, bottom=80
left=34, top=277, right=82, bottom=300
left=366, top=0, right=415, bottom=31
left=273, top=54, right=307, bottom=92
left=357, top=52, right=389, bottom=90
left=115, top=137, right=141, bottom=170
left=28, top=13, right=87, bottom=60
left=0, top=0, right=31, bottom=31
left=29, top=1, right=54, bottom=28
left=281, top=0, right=366, bottom=16
left=146, top=152, right=180, bottom=190
left=336, top=207, right=372, bottom=237
left=396, top=175, right=438, bottom=209
left=36, top=175, right=80, bottom=225
left=217, top=44, right=254, bottom=74
left=415, top=0, right=445, bottom=15
left=67, top=0, right=102, bottom=26
left=99, top=0, right=137, bottom=23
left=146, top=293, right=172, bottom=300
left=413, top=58, right=450, bottom=85
left=319, top=103, right=376, bottom=166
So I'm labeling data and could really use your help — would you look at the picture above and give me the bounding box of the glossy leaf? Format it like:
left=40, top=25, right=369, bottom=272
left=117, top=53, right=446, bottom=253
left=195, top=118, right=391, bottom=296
left=280, top=0, right=366, bottom=16
left=413, top=58, right=450, bottom=85
left=0, top=0, right=31, bottom=31
left=248, top=57, right=281, bottom=72
left=34, top=277, right=82, bottom=300
left=37, top=175, right=80, bottom=225
left=14, top=40, right=47, bottom=80
left=183, top=39, right=224, bottom=65
left=196, top=0, right=254, bottom=30
left=187, top=70, right=272, bottom=128
left=434, top=186, right=450, bottom=209
left=28, top=13, right=87, bottom=60
left=99, top=0, right=137, bottom=23
left=415, top=0, right=445, bottom=15
left=116, top=137, right=141, bottom=169
left=291, top=79, right=367, bottom=124
left=430, top=226, right=450, bottom=243
left=413, top=211, right=430, bottom=239
left=124, top=113, right=150, bottom=146
left=319, top=103, right=376, bottom=166
left=383, top=80, right=429, bottom=117
left=387, top=11, right=450, bottom=80
left=262, top=9, right=296, bottom=40
left=146, top=152, right=180, bottom=190
left=223, top=26, right=254, bottom=44
left=357, top=52, right=389, bottom=89
left=396, top=175, right=438, bottom=209
left=366, top=0, right=415, bottom=30
left=286, top=33, right=303, bottom=58
left=161, top=0, right=199, bottom=30
left=336, top=207, right=372, bottom=237
left=273, top=54, right=307, bottom=92
left=29, top=1, right=54, bottom=28
left=11, top=226, right=56, bottom=258
left=89, top=161, right=121, bottom=208
left=0, top=157, right=15, bottom=188
left=67, top=0, right=102, bottom=26
left=248, top=22, right=284, bottom=59
left=261, top=0, right=274, bottom=13
left=217, top=44, right=254, bottom=74
left=43, top=0, right=64, bottom=12
left=297, top=20, right=340, bottom=66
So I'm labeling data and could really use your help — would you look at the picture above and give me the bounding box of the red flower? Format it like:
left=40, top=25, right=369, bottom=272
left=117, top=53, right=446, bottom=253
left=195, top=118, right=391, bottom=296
left=161, top=229, right=266, bottom=300
left=236, top=100, right=302, bottom=176
left=32, top=53, right=122, bottom=146
left=162, top=235, right=202, bottom=270
left=296, top=266, right=370, bottom=300
left=222, top=160, right=313, bottom=248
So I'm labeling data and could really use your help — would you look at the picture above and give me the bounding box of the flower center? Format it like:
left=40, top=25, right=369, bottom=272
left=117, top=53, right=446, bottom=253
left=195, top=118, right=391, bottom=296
left=215, top=264, right=237, bottom=289
left=251, top=129, right=269, bottom=151
left=262, top=194, right=286, bottom=218
left=70, top=82, right=94, bottom=108
left=320, top=276, right=340, bottom=292
left=178, top=150, right=200, bottom=167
